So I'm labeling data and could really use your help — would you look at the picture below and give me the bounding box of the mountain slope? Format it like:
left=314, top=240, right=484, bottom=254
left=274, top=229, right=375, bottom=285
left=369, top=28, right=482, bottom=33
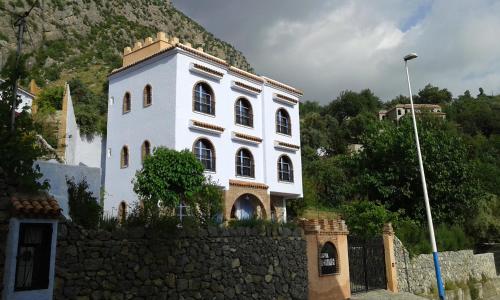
left=0, top=0, right=253, bottom=93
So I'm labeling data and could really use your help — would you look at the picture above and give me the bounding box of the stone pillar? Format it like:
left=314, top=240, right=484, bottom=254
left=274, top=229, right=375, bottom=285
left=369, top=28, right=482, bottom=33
left=383, top=223, right=398, bottom=293
left=302, top=219, right=351, bottom=300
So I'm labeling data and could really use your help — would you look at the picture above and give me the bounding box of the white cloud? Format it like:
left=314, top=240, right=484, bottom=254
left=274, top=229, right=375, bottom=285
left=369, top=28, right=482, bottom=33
left=174, top=0, right=500, bottom=102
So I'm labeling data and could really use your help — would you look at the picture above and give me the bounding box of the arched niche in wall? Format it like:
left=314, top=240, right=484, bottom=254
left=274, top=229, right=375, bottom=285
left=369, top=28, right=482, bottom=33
left=319, top=242, right=339, bottom=275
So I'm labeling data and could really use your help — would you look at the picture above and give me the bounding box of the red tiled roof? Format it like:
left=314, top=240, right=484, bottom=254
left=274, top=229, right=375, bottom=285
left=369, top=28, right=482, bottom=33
left=11, top=194, right=62, bottom=218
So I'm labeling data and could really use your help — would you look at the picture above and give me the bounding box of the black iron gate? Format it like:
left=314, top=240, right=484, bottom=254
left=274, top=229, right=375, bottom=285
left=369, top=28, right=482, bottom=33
left=348, top=236, right=387, bottom=293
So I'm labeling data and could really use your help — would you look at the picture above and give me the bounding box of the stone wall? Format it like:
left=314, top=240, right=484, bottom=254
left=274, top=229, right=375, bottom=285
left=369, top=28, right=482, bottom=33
left=54, top=222, right=308, bottom=299
left=394, top=236, right=497, bottom=294
left=0, top=169, right=9, bottom=296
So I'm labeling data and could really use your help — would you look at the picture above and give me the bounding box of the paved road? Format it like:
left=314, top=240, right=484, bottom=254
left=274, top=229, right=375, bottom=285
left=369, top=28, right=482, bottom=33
left=350, top=290, right=428, bottom=300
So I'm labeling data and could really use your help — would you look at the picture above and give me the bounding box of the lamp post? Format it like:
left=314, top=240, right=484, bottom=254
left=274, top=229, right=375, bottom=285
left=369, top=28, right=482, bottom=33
left=404, top=53, right=445, bottom=300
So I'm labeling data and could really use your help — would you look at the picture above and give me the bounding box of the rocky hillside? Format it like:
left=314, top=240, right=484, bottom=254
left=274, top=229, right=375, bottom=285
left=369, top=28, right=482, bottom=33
left=0, top=0, right=253, bottom=93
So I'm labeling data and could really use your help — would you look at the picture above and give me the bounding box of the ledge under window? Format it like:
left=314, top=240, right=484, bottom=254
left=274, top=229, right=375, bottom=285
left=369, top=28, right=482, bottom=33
left=231, top=132, right=262, bottom=145
left=274, top=140, right=300, bottom=152
left=190, top=63, right=224, bottom=80
left=189, top=119, right=225, bottom=135
left=231, top=81, right=262, bottom=96
left=273, top=93, right=298, bottom=106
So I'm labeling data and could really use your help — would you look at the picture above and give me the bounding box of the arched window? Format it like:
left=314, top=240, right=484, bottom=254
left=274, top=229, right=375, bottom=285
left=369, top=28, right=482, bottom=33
left=120, top=146, right=129, bottom=168
left=235, top=98, right=253, bottom=127
left=143, top=84, right=152, bottom=107
left=276, top=108, right=291, bottom=135
left=118, top=201, right=127, bottom=223
left=123, top=92, right=131, bottom=113
left=320, top=242, right=339, bottom=275
left=141, top=140, right=151, bottom=164
left=235, top=148, right=254, bottom=178
left=278, top=155, right=293, bottom=182
left=193, top=82, right=215, bottom=115
left=193, top=138, right=215, bottom=171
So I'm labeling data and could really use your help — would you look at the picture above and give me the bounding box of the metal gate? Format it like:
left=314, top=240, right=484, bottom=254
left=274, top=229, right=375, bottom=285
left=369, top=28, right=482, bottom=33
left=348, top=236, right=387, bottom=293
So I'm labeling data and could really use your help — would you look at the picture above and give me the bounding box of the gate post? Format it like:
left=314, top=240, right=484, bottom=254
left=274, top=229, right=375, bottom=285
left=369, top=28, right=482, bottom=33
left=383, top=223, right=398, bottom=293
left=301, top=219, right=350, bottom=300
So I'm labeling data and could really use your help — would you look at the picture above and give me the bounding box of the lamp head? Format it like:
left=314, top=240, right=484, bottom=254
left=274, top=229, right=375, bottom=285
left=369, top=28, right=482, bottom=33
left=404, top=53, right=418, bottom=61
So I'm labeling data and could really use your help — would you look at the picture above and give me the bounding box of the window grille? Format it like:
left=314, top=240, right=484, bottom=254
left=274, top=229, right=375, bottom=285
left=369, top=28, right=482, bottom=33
left=278, top=155, right=294, bottom=182
left=194, top=139, right=215, bottom=171
left=194, top=83, right=214, bottom=115
left=235, top=98, right=253, bottom=127
left=276, top=109, right=291, bottom=135
left=15, top=223, right=52, bottom=291
left=236, top=149, right=255, bottom=178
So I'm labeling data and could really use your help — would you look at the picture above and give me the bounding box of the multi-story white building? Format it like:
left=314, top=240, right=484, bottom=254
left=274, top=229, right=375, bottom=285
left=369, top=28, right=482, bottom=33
left=105, top=32, right=303, bottom=221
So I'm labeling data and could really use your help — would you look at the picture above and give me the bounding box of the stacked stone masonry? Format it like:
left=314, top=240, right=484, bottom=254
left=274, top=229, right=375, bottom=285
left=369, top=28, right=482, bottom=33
left=54, top=222, right=308, bottom=300
left=394, top=236, right=497, bottom=295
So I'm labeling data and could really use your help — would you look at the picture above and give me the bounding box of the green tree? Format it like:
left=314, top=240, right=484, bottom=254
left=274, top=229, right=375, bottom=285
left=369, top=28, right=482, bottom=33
left=325, top=89, right=382, bottom=124
left=133, top=147, right=205, bottom=211
left=0, top=52, right=48, bottom=191
left=36, top=85, right=64, bottom=111
left=67, top=177, right=102, bottom=229
left=354, top=117, right=480, bottom=224
left=187, top=178, right=223, bottom=224
left=339, top=200, right=398, bottom=238
left=414, top=84, right=452, bottom=104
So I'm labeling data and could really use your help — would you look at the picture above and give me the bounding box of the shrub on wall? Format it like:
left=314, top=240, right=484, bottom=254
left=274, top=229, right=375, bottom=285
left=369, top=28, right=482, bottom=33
left=339, top=200, right=399, bottom=239
left=67, top=177, right=102, bottom=229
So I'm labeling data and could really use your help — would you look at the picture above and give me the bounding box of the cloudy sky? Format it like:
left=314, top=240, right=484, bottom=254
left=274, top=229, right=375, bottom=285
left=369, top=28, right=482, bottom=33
left=172, top=0, right=500, bottom=103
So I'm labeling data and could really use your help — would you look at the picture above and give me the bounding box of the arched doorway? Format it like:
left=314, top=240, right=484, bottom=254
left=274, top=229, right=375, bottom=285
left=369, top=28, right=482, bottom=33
left=230, top=194, right=265, bottom=220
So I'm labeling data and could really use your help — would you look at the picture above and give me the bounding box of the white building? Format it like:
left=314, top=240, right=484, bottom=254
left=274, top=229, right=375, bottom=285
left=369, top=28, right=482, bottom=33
left=105, top=32, right=303, bottom=221
left=0, top=79, right=35, bottom=112
left=379, top=104, right=445, bottom=122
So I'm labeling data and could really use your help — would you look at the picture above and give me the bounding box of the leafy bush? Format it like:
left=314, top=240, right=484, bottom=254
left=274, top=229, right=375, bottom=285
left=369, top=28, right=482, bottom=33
left=133, top=147, right=205, bottom=210
left=186, top=178, right=223, bottom=225
left=339, top=200, right=399, bottom=239
left=395, top=220, right=473, bottom=256
left=67, top=177, right=102, bottom=229
left=468, top=193, right=500, bottom=242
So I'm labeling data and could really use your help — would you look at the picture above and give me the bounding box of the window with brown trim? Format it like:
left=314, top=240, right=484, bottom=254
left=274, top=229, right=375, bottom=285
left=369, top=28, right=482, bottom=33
left=235, top=148, right=254, bottom=178
left=141, top=140, right=151, bottom=164
left=118, top=202, right=127, bottom=223
left=278, top=155, right=294, bottom=182
left=235, top=98, right=253, bottom=127
left=193, top=138, right=215, bottom=171
left=276, top=108, right=291, bottom=135
left=121, top=146, right=129, bottom=168
left=14, top=223, right=53, bottom=291
left=193, top=82, right=215, bottom=115
left=143, top=85, right=152, bottom=107
left=123, top=92, right=131, bottom=113
left=319, top=242, right=339, bottom=275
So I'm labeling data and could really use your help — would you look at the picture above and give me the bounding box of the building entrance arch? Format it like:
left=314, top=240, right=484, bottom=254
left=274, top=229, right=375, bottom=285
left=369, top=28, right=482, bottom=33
left=230, top=193, right=266, bottom=220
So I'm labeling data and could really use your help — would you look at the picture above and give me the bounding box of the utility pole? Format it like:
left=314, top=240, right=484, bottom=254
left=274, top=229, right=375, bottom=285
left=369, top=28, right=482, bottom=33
left=9, top=2, right=37, bottom=132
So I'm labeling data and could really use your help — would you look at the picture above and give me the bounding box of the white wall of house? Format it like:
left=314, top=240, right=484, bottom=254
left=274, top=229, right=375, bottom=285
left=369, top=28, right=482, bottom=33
left=35, top=160, right=101, bottom=218
left=104, top=48, right=303, bottom=214
left=2, top=218, right=58, bottom=300
left=63, top=84, right=103, bottom=169
left=105, top=53, right=178, bottom=213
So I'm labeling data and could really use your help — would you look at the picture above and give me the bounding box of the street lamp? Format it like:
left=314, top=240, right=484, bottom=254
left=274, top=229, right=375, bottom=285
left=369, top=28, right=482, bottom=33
left=404, top=53, right=446, bottom=300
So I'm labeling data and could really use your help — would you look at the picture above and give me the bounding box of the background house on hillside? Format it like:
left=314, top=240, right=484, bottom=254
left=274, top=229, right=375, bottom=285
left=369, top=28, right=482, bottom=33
left=379, top=104, right=445, bottom=122
left=0, top=79, right=36, bottom=113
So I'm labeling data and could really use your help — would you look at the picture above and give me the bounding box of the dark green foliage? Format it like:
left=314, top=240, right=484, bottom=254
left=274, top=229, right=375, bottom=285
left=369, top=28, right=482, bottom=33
left=187, top=178, right=223, bottom=225
left=325, top=89, right=382, bottom=124
left=68, top=78, right=107, bottom=135
left=0, top=52, right=48, bottom=191
left=133, top=147, right=205, bottom=210
left=36, top=85, right=64, bottom=111
left=67, top=177, right=102, bottom=229
left=339, top=200, right=399, bottom=239
left=414, top=84, right=453, bottom=104
left=395, top=220, right=473, bottom=255
left=355, top=116, right=480, bottom=224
